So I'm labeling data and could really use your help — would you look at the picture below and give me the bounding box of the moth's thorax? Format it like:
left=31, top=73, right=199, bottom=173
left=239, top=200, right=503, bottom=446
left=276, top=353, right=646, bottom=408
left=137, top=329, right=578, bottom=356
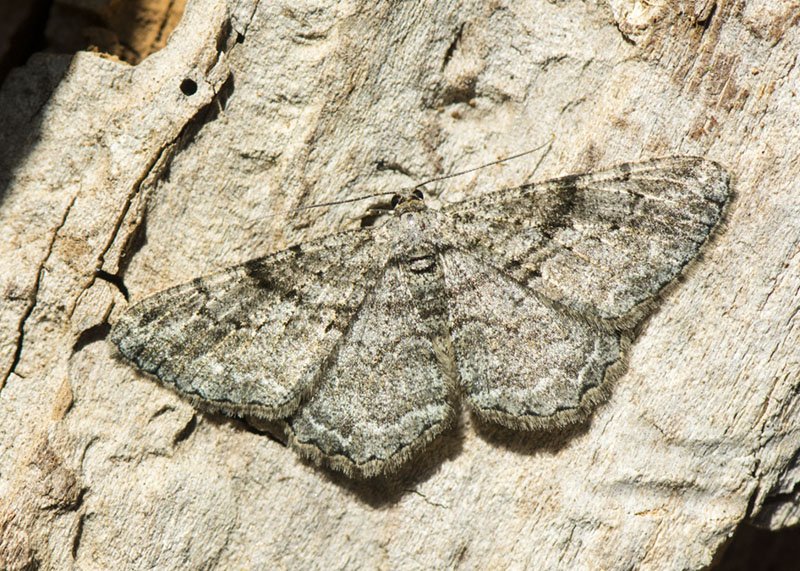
left=399, top=207, right=427, bottom=240
left=392, top=200, right=443, bottom=272
left=393, top=196, right=451, bottom=352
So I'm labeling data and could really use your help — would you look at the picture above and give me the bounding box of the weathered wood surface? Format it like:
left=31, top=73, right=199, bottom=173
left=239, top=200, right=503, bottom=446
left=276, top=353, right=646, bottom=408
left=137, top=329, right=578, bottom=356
left=1, top=0, right=798, bottom=568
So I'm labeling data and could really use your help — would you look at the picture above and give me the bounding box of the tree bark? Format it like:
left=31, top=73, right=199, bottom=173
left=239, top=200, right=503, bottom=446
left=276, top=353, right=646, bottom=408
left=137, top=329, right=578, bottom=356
left=1, top=0, right=798, bottom=568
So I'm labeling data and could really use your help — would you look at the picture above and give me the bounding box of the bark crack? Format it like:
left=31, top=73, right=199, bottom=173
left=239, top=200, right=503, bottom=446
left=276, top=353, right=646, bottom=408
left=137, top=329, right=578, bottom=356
left=1, top=193, right=78, bottom=392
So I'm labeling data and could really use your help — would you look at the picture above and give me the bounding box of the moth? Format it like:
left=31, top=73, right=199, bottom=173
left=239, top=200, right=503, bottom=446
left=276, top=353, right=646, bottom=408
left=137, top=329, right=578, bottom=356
left=111, top=156, right=730, bottom=477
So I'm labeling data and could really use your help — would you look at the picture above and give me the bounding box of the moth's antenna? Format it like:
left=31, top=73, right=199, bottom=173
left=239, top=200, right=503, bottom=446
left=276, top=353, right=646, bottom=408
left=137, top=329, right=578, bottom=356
left=414, top=137, right=554, bottom=190
left=528, top=137, right=553, bottom=182
left=287, top=190, right=396, bottom=213
left=266, top=138, right=553, bottom=219
left=258, top=190, right=396, bottom=221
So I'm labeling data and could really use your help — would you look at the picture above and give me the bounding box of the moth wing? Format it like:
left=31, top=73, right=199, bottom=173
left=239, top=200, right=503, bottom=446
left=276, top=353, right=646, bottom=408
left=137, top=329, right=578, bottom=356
left=287, top=262, right=457, bottom=477
left=441, top=248, right=621, bottom=429
left=112, top=228, right=383, bottom=418
left=442, top=156, right=730, bottom=327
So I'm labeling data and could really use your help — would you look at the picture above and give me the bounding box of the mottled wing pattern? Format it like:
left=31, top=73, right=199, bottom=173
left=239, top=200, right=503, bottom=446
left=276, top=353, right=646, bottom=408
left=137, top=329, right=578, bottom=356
left=111, top=155, right=731, bottom=478
left=111, top=229, right=383, bottom=418
left=442, top=157, right=730, bottom=326
left=442, top=248, right=621, bottom=428
left=287, top=263, right=457, bottom=477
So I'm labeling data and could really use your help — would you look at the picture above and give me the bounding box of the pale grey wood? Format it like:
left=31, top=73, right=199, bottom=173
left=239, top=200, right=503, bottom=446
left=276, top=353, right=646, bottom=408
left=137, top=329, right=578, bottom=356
left=1, top=0, right=798, bottom=569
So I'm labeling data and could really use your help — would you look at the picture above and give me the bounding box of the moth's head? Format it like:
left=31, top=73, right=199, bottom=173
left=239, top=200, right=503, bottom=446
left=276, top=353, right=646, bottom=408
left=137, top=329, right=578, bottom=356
left=392, top=188, right=426, bottom=215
